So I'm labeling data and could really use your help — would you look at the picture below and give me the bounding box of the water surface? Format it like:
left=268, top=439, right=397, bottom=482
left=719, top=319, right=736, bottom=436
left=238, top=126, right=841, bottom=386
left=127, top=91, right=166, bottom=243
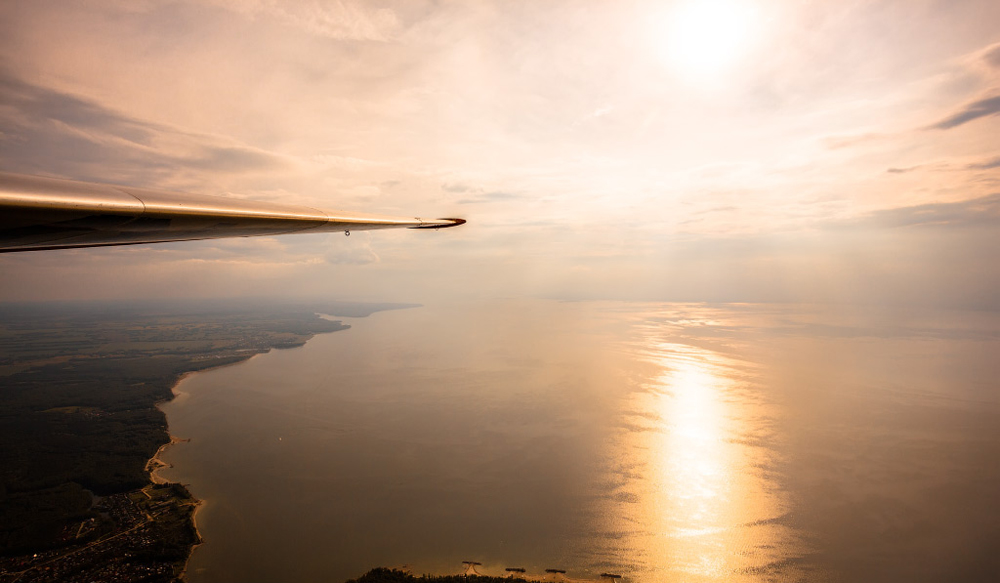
left=158, top=301, right=1000, bottom=582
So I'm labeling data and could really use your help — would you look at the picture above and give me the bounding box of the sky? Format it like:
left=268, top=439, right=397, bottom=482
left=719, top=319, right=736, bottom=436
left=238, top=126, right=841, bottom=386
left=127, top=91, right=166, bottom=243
left=0, top=0, right=998, bottom=307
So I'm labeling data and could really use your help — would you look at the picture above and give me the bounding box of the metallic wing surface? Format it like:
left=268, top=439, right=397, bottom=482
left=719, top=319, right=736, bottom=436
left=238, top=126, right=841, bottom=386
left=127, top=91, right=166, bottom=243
left=0, top=172, right=464, bottom=252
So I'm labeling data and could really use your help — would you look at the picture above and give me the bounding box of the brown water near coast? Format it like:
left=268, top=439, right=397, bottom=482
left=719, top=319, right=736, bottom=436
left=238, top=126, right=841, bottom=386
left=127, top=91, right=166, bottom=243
left=157, top=300, right=1000, bottom=583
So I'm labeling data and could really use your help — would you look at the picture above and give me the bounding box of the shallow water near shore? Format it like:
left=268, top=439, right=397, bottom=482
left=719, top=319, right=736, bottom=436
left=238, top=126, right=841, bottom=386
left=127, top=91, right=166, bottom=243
left=157, top=300, right=1000, bottom=583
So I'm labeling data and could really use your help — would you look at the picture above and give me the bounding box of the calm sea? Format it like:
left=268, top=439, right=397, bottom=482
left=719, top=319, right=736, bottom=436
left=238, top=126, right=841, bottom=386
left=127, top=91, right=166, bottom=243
left=157, top=300, right=1000, bottom=583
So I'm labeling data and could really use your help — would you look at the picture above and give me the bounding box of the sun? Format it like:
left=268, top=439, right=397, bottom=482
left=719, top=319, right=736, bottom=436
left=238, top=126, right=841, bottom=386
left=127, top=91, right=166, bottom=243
left=652, top=0, right=761, bottom=80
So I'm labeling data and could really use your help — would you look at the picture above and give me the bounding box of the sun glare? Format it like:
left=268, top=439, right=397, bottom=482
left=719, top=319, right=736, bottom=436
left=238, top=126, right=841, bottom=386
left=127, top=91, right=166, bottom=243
left=652, top=0, right=760, bottom=80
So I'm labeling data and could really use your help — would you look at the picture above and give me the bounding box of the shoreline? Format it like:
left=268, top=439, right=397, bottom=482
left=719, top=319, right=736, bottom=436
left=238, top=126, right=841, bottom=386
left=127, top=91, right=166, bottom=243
left=175, top=498, right=206, bottom=582
left=0, top=305, right=358, bottom=581
left=147, top=435, right=189, bottom=485
left=148, top=355, right=266, bottom=482
left=145, top=331, right=345, bottom=580
left=147, top=352, right=270, bottom=581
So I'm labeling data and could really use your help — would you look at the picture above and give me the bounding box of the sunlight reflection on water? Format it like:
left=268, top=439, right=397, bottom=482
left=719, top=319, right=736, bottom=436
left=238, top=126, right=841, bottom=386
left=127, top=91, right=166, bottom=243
left=156, top=301, right=999, bottom=583
left=595, top=318, right=805, bottom=582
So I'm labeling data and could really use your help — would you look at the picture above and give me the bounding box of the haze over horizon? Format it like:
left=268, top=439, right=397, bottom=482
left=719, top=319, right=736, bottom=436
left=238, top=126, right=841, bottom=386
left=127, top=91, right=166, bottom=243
left=1, top=0, right=998, bottom=307
left=3, top=6, right=1000, bottom=581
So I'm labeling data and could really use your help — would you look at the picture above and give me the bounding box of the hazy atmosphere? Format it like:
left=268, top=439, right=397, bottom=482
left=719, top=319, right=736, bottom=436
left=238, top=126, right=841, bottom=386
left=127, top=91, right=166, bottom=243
left=1, top=0, right=998, bottom=305
left=3, top=2, right=1000, bottom=583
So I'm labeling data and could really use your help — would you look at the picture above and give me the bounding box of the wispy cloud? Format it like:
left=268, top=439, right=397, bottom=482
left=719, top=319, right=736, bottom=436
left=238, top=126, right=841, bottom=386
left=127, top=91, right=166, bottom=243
left=980, top=42, right=1000, bottom=69
left=441, top=182, right=472, bottom=193
left=822, top=132, right=890, bottom=150
left=0, top=70, right=290, bottom=186
left=884, top=155, right=1000, bottom=175
left=209, top=0, right=401, bottom=41
left=842, top=193, right=1000, bottom=230
left=323, top=233, right=379, bottom=265
left=457, top=191, right=522, bottom=205
left=928, top=94, right=1000, bottom=130
left=967, top=156, right=1000, bottom=170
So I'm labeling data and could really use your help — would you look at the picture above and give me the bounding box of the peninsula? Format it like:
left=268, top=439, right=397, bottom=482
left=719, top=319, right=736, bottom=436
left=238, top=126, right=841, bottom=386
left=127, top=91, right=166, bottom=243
left=0, top=300, right=410, bottom=582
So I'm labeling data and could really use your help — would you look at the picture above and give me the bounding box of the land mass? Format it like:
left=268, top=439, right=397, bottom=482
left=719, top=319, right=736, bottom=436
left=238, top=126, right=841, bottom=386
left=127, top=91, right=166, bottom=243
left=0, top=299, right=414, bottom=582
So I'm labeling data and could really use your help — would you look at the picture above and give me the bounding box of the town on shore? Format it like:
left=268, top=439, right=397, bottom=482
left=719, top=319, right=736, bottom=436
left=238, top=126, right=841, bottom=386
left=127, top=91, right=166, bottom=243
left=0, top=300, right=370, bottom=582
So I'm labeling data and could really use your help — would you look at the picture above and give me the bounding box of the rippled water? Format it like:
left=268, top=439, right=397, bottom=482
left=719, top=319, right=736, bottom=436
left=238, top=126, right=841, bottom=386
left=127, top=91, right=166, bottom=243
left=158, top=301, right=1000, bottom=582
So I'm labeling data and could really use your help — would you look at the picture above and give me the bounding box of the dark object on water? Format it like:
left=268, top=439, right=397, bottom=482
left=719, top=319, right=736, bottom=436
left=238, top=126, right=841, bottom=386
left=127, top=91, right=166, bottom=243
left=505, top=567, right=527, bottom=573
left=345, top=568, right=533, bottom=583
left=463, top=561, right=483, bottom=566
left=544, top=569, right=567, bottom=574
left=600, top=574, right=623, bottom=579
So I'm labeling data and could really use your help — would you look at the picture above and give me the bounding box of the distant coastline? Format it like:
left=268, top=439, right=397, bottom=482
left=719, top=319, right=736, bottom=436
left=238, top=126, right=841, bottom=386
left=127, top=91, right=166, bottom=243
left=0, top=301, right=383, bottom=581
left=148, top=351, right=303, bottom=579
left=148, top=324, right=353, bottom=580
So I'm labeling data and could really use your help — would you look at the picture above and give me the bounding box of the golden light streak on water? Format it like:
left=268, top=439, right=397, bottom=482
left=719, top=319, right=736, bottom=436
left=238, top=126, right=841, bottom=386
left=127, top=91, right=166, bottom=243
left=597, top=312, right=806, bottom=582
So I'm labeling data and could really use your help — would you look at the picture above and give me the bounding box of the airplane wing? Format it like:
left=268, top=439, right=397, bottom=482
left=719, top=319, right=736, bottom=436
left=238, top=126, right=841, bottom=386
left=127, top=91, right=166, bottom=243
left=0, top=172, right=464, bottom=253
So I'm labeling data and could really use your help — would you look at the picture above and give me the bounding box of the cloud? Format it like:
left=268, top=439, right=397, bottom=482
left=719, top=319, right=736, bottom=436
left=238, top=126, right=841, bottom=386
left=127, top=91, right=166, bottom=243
left=967, top=156, right=1000, bottom=170
left=826, top=40, right=1000, bottom=144
left=0, top=70, right=157, bottom=145
left=847, top=193, right=1000, bottom=230
left=981, top=42, right=1000, bottom=69
left=209, top=0, right=401, bottom=41
left=311, top=155, right=383, bottom=172
left=572, top=105, right=614, bottom=126
left=822, top=132, right=889, bottom=150
left=441, top=182, right=471, bottom=193
left=0, top=70, right=289, bottom=185
left=884, top=155, right=1000, bottom=175
left=2, top=0, right=999, bottom=309
left=458, top=191, right=522, bottom=205
left=185, top=144, right=287, bottom=173
left=928, top=94, right=1000, bottom=130
left=440, top=180, right=524, bottom=204
left=323, top=233, right=379, bottom=265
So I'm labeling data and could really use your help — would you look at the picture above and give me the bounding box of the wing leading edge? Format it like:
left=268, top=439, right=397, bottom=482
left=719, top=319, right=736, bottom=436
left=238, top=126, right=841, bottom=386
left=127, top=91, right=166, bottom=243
left=0, top=172, right=465, bottom=252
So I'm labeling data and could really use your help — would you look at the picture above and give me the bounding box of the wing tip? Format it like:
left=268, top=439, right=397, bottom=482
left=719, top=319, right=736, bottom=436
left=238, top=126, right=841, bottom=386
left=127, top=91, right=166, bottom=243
left=410, top=217, right=466, bottom=229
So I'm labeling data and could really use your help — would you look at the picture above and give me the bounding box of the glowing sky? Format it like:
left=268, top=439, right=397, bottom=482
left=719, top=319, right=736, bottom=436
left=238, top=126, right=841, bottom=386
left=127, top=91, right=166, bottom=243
left=1, top=0, right=998, bottom=306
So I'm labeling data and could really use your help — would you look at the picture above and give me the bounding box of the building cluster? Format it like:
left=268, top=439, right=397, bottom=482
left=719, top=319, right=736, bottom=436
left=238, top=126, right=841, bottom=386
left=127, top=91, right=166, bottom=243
left=0, top=490, right=185, bottom=583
